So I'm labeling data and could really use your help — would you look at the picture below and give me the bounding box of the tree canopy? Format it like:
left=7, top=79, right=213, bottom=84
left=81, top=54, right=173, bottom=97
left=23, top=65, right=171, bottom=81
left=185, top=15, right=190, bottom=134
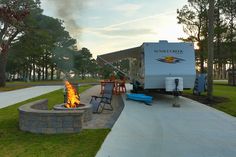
left=177, top=0, right=236, bottom=85
left=0, top=0, right=99, bottom=85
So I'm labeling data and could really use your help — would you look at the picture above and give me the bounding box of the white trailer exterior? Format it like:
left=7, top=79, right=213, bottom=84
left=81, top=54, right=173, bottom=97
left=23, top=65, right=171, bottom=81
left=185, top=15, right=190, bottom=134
left=141, top=41, right=195, bottom=89
left=97, top=41, right=196, bottom=91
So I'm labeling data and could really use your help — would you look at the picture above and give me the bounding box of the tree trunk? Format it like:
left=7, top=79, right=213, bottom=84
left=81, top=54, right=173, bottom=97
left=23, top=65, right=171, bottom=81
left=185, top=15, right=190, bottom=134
left=56, top=69, right=61, bottom=80
left=45, top=65, right=48, bottom=80
left=216, top=0, right=221, bottom=80
left=207, top=0, right=214, bottom=101
left=33, top=61, right=36, bottom=81
left=29, top=63, right=32, bottom=81
left=42, top=67, right=45, bottom=80
left=50, top=64, right=54, bottom=80
left=26, top=65, right=29, bottom=81
left=23, top=66, right=26, bottom=81
left=0, top=52, right=8, bottom=87
left=230, top=15, right=235, bottom=86
left=45, top=54, right=49, bottom=80
left=219, top=63, right=222, bottom=79
left=197, top=6, right=204, bottom=74
left=37, top=68, right=41, bottom=81
left=231, top=58, right=235, bottom=85
left=81, top=69, right=85, bottom=80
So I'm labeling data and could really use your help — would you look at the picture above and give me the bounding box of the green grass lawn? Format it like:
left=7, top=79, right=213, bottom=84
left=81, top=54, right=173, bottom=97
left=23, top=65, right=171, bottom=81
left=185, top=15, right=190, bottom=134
left=183, top=83, right=236, bottom=117
left=212, top=84, right=236, bottom=116
left=0, top=85, right=110, bottom=157
left=213, top=79, right=228, bottom=85
left=6, top=78, right=99, bottom=85
left=0, top=78, right=99, bottom=92
left=0, top=85, right=31, bottom=92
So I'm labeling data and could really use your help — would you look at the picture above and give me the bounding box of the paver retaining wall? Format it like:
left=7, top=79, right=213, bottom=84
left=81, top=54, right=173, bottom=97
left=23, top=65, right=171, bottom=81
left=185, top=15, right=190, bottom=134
left=18, top=99, right=84, bottom=134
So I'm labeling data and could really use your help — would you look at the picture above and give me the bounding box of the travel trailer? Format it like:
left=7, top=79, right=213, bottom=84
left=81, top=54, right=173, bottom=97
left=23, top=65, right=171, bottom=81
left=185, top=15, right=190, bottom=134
left=97, top=40, right=196, bottom=93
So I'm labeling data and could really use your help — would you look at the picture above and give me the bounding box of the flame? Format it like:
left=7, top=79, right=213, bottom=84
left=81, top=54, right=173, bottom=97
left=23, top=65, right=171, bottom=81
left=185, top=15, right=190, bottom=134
left=64, top=81, right=80, bottom=108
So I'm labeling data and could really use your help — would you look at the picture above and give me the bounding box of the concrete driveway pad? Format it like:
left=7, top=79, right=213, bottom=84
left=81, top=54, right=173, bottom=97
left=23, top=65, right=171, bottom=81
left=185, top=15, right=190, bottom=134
left=96, top=88, right=236, bottom=157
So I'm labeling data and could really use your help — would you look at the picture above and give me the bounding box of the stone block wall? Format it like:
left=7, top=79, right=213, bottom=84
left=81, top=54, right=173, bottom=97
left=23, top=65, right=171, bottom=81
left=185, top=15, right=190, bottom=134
left=18, top=99, right=84, bottom=134
left=53, top=103, right=92, bottom=122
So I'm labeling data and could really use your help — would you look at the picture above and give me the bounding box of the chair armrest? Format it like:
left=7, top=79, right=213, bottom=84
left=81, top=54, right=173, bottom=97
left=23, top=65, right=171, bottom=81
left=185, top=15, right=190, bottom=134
left=91, top=95, right=103, bottom=99
left=92, top=95, right=111, bottom=99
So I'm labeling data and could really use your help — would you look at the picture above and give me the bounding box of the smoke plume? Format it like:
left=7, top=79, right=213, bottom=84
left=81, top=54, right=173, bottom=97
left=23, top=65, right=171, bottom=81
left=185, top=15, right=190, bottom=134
left=49, top=0, right=84, bottom=37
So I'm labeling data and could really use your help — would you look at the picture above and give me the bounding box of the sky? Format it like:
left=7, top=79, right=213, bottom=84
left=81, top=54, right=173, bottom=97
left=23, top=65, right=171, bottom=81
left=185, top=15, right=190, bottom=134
left=41, top=0, right=188, bottom=58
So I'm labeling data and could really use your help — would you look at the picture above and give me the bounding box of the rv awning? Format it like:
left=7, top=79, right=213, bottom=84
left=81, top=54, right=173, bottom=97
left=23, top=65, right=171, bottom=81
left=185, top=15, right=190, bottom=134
left=97, top=46, right=141, bottom=65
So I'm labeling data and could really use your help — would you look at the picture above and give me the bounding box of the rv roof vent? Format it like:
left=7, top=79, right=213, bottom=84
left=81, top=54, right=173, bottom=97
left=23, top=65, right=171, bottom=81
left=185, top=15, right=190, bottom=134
left=159, top=40, right=168, bottom=43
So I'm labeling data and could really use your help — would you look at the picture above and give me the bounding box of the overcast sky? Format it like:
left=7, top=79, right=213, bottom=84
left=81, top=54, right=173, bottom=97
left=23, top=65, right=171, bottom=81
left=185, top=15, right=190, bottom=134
left=41, top=0, right=188, bottom=58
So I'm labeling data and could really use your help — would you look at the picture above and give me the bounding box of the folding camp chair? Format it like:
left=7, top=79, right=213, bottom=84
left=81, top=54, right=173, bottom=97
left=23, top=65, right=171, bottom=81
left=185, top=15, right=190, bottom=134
left=90, top=82, right=114, bottom=113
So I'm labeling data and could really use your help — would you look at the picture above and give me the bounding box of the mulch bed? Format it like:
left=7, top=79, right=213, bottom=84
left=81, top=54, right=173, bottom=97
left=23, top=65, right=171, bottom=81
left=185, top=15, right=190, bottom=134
left=182, top=93, right=230, bottom=106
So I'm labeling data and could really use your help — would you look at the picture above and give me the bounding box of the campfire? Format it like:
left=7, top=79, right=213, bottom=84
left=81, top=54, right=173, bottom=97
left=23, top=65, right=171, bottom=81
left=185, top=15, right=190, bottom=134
left=64, top=80, right=80, bottom=108
left=53, top=80, right=92, bottom=122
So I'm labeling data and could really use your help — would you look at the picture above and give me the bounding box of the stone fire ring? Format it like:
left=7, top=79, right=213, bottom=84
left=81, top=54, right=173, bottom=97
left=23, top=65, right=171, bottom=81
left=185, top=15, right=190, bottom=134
left=53, top=103, right=92, bottom=122
left=18, top=99, right=86, bottom=134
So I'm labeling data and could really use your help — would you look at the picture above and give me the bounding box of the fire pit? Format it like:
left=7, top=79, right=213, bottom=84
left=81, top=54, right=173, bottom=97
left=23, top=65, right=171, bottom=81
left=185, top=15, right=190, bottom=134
left=53, top=80, right=92, bottom=122
left=18, top=99, right=85, bottom=134
left=18, top=80, right=92, bottom=134
left=53, top=103, right=92, bottom=122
